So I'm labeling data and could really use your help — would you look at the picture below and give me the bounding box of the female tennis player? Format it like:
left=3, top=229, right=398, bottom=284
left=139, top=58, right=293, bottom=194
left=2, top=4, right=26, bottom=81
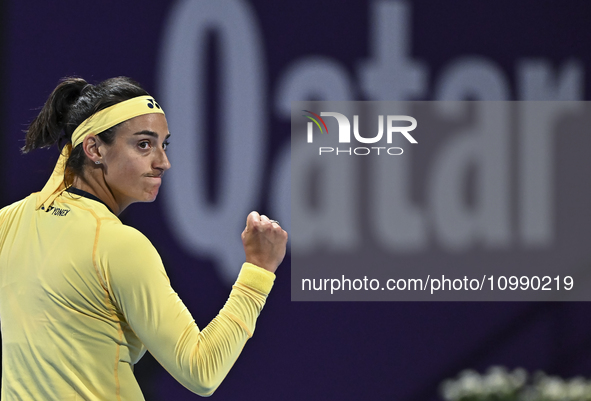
left=0, top=77, right=287, bottom=400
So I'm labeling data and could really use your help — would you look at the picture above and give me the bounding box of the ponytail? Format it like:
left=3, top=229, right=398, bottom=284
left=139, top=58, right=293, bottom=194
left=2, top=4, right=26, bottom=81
left=22, top=77, right=88, bottom=153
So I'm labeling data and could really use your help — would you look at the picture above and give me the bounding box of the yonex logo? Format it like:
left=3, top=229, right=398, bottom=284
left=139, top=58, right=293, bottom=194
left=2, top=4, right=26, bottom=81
left=46, top=206, right=71, bottom=217
left=147, top=98, right=161, bottom=109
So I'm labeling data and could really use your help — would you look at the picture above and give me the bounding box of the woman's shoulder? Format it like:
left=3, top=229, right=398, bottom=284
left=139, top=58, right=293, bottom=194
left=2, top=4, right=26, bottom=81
left=98, top=219, right=156, bottom=252
left=95, top=221, right=164, bottom=277
left=1, top=194, right=34, bottom=211
left=0, top=194, right=37, bottom=223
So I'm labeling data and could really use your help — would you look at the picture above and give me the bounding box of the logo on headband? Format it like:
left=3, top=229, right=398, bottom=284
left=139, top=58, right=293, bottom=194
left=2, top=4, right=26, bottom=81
left=147, top=98, right=161, bottom=110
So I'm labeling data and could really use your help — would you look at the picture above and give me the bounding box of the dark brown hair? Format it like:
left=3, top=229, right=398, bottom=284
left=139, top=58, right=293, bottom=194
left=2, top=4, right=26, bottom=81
left=22, top=76, right=149, bottom=186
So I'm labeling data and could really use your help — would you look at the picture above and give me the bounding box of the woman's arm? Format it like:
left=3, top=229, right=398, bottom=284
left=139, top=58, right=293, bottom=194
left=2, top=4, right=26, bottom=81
left=99, top=224, right=276, bottom=396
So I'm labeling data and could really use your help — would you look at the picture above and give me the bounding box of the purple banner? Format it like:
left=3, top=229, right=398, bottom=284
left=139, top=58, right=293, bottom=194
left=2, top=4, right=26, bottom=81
left=4, top=1, right=591, bottom=400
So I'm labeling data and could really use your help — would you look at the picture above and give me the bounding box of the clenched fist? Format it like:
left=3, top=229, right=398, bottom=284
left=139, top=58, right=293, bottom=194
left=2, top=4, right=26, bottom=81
left=241, top=211, right=288, bottom=273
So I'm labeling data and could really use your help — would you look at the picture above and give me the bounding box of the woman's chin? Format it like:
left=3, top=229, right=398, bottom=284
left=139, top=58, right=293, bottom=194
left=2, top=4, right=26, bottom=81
left=128, top=191, right=159, bottom=205
left=145, top=189, right=160, bottom=202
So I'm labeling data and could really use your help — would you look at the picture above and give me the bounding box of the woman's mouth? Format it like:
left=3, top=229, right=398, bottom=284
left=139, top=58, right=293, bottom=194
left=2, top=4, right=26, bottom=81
left=145, top=175, right=162, bottom=183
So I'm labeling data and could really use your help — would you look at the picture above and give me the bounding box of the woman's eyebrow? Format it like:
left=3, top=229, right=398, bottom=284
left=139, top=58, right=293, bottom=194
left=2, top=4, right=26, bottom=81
left=133, top=130, right=171, bottom=140
left=133, top=130, right=159, bottom=138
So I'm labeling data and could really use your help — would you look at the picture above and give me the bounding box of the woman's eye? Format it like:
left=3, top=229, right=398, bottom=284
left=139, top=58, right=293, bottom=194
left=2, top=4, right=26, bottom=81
left=138, top=141, right=150, bottom=149
left=163, top=141, right=170, bottom=150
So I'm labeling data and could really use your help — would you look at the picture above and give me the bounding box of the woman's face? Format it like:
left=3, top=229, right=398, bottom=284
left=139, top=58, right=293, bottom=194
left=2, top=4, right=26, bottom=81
left=100, top=113, right=171, bottom=209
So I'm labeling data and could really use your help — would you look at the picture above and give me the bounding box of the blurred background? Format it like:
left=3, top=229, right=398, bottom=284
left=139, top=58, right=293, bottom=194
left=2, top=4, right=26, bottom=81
left=3, top=0, right=591, bottom=399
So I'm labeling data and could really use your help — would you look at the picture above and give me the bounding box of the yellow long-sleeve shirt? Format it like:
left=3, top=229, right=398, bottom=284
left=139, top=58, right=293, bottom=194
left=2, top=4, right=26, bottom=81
left=0, top=190, right=275, bottom=400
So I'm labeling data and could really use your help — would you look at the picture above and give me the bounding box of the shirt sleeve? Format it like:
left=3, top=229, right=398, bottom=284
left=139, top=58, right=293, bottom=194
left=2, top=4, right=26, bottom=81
left=98, top=224, right=275, bottom=396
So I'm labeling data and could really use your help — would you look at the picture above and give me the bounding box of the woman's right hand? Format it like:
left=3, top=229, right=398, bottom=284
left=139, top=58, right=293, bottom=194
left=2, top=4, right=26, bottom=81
left=241, top=211, right=288, bottom=274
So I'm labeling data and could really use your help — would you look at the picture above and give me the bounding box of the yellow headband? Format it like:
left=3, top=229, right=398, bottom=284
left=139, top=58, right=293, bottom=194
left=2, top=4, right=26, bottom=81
left=36, top=95, right=165, bottom=211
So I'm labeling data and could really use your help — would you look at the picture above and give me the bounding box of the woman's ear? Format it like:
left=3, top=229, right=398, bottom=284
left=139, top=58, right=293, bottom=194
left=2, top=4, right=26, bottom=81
left=82, top=135, right=104, bottom=164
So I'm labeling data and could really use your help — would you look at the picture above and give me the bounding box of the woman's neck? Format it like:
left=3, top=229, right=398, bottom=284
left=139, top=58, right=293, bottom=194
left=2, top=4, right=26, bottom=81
left=71, top=172, right=127, bottom=215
